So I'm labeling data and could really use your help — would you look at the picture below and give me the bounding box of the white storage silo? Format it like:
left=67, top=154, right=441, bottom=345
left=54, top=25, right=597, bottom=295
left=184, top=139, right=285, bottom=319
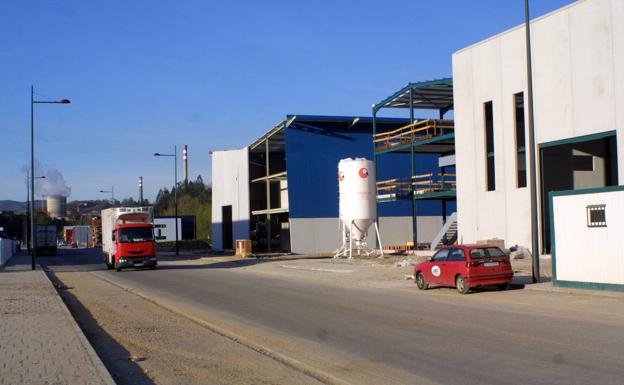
left=335, top=158, right=383, bottom=258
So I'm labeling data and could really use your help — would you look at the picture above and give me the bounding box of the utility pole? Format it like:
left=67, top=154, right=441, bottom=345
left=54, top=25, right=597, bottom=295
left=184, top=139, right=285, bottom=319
left=525, top=0, right=541, bottom=283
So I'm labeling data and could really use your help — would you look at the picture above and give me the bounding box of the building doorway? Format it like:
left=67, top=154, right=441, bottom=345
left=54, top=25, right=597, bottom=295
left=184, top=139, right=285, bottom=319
left=540, top=132, right=618, bottom=252
left=222, top=205, right=233, bottom=250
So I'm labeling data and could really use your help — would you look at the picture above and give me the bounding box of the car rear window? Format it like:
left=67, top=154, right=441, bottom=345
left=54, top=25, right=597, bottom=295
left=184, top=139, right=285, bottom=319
left=470, top=247, right=505, bottom=259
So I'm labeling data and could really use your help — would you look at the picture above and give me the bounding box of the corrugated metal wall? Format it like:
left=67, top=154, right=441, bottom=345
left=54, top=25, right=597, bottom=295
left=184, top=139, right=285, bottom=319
left=285, top=125, right=453, bottom=218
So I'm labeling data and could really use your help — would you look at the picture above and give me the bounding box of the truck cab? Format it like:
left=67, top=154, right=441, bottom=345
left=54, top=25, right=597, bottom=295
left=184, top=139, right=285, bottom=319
left=111, top=223, right=157, bottom=271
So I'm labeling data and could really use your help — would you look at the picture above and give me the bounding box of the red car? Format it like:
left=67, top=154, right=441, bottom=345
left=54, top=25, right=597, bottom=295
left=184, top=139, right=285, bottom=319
left=414, top=245, right=513, bottom=294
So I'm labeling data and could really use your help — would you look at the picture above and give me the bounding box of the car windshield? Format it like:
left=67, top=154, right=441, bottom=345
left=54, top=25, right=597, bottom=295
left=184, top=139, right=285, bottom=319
left=470, top=247, right=505, bottom=259
left=118, top=227, right=153, bottom=243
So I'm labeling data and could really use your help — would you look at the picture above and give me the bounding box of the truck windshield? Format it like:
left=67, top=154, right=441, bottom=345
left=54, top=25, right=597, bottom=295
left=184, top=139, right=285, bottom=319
left=118, top=227, right=154, bottom=243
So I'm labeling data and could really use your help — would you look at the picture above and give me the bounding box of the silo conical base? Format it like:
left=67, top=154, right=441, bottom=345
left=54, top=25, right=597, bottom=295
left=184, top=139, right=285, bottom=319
left=334, top=220, right=384, bottom=259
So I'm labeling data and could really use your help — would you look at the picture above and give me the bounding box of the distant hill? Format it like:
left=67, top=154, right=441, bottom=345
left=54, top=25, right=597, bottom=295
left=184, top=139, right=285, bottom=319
left=0, top=200, right=43, bottom=212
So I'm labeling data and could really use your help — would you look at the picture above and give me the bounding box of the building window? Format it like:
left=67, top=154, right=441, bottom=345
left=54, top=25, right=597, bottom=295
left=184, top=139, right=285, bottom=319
left=484, top=101, right=495, bottom=191
left=514, top=92, right=527, bottom=188
left=587, top=204, right=606, bottom=227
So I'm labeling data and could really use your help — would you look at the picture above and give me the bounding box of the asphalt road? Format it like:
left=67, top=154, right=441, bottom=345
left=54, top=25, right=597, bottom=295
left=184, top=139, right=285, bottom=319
left=41, top=248, right=624, bottom=385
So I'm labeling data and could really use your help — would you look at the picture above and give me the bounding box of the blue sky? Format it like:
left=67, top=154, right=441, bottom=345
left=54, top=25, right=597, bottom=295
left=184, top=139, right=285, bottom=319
left=0, top=0, right=574, bottom=202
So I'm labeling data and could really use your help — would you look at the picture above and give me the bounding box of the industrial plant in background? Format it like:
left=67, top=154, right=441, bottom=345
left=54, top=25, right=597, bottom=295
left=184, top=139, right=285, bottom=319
left=44, top=195, right=67, bottom=218
left=335, top=158, right=383, bottom=258
left=39, top=164, right=71, bottom=219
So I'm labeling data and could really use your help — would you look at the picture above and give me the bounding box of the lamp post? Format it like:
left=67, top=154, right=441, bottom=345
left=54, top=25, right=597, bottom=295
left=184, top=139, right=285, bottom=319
left=524, top=0, right=541, bottom=283
left=99, top=186, right=115, bottom=206
left=154, top=146, right=179, bottom=256
left=31, top=86, right=70, bottom=270
left=25, top=175, right=46, bottom=256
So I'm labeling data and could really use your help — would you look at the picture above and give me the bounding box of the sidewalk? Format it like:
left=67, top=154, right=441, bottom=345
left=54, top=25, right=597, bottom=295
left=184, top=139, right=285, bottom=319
left=0, top=252, right=115, bottom=385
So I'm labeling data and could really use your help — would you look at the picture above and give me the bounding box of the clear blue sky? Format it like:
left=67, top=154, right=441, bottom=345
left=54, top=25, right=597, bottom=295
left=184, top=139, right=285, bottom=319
left=0, top=0, right=574, bottom=202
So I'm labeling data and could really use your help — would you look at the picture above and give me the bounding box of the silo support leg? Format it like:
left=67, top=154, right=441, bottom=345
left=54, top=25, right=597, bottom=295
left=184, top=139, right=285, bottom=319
left=374, top=222, right=384, bottom=257
left=349, top=221, right=353, bottom=260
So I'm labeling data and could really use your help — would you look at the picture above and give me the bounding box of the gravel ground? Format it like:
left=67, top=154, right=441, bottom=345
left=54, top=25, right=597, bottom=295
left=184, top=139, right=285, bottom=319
left=51, top=271, right=324, bottom=385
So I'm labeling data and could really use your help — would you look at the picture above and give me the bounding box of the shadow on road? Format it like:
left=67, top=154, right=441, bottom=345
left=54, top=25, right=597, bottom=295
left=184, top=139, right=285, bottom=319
left=46, top=270, right=156, bottom=385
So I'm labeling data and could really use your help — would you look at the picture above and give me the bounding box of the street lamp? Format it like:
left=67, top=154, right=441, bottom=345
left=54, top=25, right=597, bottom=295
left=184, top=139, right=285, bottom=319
left=25, top=175, right=46, bottom=256
left=524, top=0, right=540, bottom=283
left=154, top=146, right=179, bottom=256
left=99, top=186, right=115, bottom=205
left=31, top=86, right=70, bottom=270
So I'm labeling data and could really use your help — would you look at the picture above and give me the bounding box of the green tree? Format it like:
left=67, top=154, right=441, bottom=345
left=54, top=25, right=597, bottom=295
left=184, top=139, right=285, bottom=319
left=154, top=176, right=212, bottom=242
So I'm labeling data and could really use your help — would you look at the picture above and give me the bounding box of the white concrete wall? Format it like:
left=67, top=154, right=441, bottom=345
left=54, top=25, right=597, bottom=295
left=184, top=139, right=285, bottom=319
left=453, top=0, right=624, bottom=254
left=211, top=148, right=250, bottom=250
left=552, top=189, right=624, bottom=285
left=289, top=216, right=443, bottom=254
left=0, top=238, right=18, bottom=267
left=154, top=218, right=182, bottom=243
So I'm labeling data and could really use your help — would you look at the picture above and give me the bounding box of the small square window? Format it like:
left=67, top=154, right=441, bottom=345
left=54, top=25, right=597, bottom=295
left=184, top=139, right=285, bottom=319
left=587, top=204, right=606, bottom=227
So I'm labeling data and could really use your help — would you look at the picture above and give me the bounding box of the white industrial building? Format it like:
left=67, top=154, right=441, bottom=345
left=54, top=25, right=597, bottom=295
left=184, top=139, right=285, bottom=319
left=453, top=0, right=623, bottom=256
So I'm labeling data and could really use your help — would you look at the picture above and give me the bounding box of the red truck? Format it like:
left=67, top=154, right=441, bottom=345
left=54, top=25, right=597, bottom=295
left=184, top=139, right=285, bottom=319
left=101, top=207, right=157, bottom=271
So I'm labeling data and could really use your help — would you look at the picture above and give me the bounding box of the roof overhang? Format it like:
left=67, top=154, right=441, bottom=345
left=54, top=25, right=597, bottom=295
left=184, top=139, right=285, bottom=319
left=373, top=78, right=454, bottom=113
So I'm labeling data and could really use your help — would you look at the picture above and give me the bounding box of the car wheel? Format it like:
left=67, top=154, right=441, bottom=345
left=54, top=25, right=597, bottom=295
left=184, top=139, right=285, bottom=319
left=415, top=272, right=429, bottom=290
left=456, top=275, right=470, bottom=294
left=149, top=265, right=156, bottom=270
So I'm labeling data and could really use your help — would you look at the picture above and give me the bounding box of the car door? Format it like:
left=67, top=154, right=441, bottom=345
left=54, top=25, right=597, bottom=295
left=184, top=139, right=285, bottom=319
left=426, top=248, right=449, bottom=285
left=441, top=248, right=467, bottom=286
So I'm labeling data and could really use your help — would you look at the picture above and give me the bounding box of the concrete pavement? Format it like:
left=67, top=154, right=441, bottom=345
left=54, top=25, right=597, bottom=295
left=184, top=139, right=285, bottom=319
left=0, top=252, right=115, bottom=385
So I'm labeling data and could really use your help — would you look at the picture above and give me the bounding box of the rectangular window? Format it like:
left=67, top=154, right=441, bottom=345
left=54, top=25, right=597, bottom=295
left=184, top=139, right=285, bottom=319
left=587, top=204, right=606, bottom=227
left=484, top=101, right=495, bottom=191
left=514, top=92, right=527, bottom=187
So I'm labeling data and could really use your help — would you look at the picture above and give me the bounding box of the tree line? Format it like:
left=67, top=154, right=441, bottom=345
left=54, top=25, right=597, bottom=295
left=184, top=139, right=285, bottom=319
left=154, top=175, right=212, bottom=242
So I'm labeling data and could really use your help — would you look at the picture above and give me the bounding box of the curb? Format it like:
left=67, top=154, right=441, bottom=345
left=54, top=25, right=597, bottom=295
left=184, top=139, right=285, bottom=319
left=522, top=281, right=624, bottom=299
left=41, top=270, right=117, bottom=385
left=91, top=272, right=352, bottom=385
left=279, top=265, right=355, bottom=273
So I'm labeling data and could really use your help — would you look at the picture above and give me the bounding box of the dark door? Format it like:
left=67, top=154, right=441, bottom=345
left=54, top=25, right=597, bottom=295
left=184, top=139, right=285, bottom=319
left=222, top=205, right=233, bottom=250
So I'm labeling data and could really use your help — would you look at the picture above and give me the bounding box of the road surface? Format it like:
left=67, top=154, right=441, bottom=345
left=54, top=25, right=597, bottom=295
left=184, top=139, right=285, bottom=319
left=41, top=248, right=624, bottom=385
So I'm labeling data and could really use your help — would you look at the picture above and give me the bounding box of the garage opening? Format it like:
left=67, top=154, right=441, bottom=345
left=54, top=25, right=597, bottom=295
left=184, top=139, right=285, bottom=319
left=540, top=132, right=618, bottom=252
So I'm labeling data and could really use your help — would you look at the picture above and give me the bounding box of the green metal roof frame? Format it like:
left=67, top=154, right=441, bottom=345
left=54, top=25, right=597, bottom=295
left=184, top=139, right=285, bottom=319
left=372, top=78, right=454, bottom=114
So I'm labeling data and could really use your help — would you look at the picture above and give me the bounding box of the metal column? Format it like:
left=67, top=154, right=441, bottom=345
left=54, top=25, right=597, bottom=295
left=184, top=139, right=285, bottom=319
left=410, top=88, right=418, bottom=250
left=265, top=138, right=271, bottom=252
left=372, top=107, right=379, bottom=248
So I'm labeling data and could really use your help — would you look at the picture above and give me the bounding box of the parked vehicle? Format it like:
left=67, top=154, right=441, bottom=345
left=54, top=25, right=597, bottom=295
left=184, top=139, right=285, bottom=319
left=414, top=245, right=513, bottom=294
left=101, top=207, right=157, bottom=271
left=36, top=224, right=57, bottom=256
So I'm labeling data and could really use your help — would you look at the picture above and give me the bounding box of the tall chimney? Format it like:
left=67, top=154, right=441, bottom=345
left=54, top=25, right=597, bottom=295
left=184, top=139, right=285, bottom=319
left=183, top=144, right=189, bottom=184
left=139, top=176, right=144, bottom=205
